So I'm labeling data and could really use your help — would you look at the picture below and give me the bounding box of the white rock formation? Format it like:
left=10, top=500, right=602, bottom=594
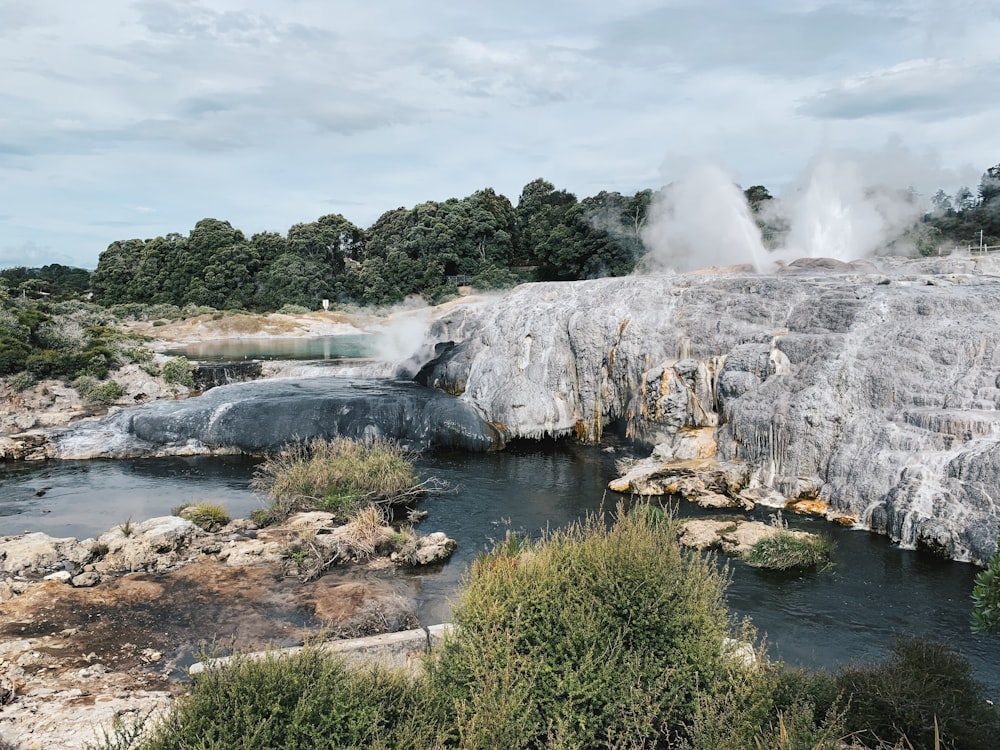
left=422, top=258, right=1000, bottom=564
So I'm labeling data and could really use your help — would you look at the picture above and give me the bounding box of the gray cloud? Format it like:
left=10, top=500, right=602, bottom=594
left=0, top=2, right=49, bottom=37
left=799, top=59, right=1000, bottom=121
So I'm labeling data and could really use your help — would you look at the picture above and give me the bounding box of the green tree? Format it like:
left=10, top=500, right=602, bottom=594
left=971, top=525, right=1000, bottom=634
left=744, top=184, right=773, bottom=213
left=92, top=238, right=146, bottom=305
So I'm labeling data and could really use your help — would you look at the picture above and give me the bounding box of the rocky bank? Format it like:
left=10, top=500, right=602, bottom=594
left=0, top=511, right=456, bottom=748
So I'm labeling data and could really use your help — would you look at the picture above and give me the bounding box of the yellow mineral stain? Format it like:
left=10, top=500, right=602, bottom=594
left=786, top=498, right=829, bottom=516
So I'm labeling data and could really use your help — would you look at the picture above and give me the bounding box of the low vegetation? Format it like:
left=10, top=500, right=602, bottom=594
left=745, top=529, right=834, bottom=572
left=971, top=524, right=1000, bottom=634
left=72, top=376, right=126, bottom=405
left=88, top=505, right=999, bottom=750
left=122, top=647, right=430, bottom=750
left=173, top=503, right=231, bottom=532
left=0, top=292, right=154, bottom=409
left=250, top=437, right=425, bottom=523
left=160, top=357, right=194, bottom=388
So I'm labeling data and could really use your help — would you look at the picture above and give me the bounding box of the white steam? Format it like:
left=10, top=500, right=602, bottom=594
left=641, top=144, right=972, bottom=271
left=372, top=300, right=432, bottom=362
left=641, top=161, right=768, bottom=272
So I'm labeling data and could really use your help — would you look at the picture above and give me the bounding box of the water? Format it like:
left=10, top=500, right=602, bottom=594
left=0, top=456, right=266, bottom=539
left=163, top=334, right=376, bottom=362
left=2, top=442, right=998, bottom=697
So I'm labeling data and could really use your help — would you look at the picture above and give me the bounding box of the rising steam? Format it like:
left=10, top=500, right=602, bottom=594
left=640, top=161, right=768, bottom=272
left=641, top=144, right=972, bottom=272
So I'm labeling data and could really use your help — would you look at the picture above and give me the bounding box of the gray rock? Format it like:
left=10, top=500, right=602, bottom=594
left=0, top=533, right=90, bottom=578
left=70, top=571, right=101, bottom=588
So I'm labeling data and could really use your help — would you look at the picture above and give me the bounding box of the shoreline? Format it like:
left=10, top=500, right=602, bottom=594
left=0, top=507, right=457, bottom=749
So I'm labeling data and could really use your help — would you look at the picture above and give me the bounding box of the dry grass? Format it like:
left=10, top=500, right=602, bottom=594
left=251, top=437, right=421, bottom=522
left=341, top=505, right=393, bottom=557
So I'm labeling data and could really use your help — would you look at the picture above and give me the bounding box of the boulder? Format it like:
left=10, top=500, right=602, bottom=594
left=0, top=532, right=90, bottom=578
left=95, top=516, right=203, bottom=573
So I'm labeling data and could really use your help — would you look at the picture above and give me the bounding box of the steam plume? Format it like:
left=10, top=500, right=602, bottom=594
left=640, top=144, right=974, bottom=271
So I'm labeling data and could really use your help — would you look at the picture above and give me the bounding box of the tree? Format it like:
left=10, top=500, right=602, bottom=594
left=972, top=525, right=1000, bottom=634
left=744, top=185, right=773, bottom=213
left=92, top=239, right=146, bottom=305
left=931, top=189, right=954, bottom=215
left=955, top=186, right=976, bottom=213
left=977, top=165, right=1000, bottom=206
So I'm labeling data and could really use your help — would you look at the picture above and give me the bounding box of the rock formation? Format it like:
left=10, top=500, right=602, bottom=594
left=50, top=377, right=504, bottom=458
left=420, top=257, right=1000, bottom=564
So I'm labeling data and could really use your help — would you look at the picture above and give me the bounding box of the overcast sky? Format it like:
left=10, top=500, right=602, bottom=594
left=1, top=0, right=997, bottom=269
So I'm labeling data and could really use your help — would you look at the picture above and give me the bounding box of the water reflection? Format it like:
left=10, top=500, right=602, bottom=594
left=0, top=456, right=265, bottom=539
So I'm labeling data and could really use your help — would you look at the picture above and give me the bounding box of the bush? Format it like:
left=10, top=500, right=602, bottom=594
left=73, top=376, right=125, bottom=404
left=6, top=372, right=35, bottom=392
left=971, top=524, right=1000, bottom=634
left=834, top=636, right=1000, bottom=749
left=277, top=303, right=311, bottom=315
left=173, top=503, right=231, bottom=532
left=132, top=647, right=435, bottom=750
left=424, top=505, right=744, bottom=748
left=93, top=506, right=867, bottom=750
left=161, top=357, right=194, bottom=387
left=745, top=530, right=834, bottom=571
left=250, top=437, right=419, bottom=521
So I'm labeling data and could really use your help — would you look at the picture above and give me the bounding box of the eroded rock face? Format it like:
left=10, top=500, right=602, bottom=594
left=422, top=258, right=1000, bottom=564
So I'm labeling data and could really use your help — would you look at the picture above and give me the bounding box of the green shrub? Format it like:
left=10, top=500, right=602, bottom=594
left=0, top=335, right=31, bottom=375
left=250, top=437, right=419, bottom=521
left=173, top=503, right=231, bottom=532
left=6, top=371, right=35, bottom=392
left=91, top=506, right=893, bottom=750
left=744, top=530, right=834, bottom=571
left=424, top=505, right=745, bottom=748
left=277, top=303, right=311, bottom=315
left=134, top=648, right=435, bottom=750
left=834, top=636, right=1000, bottom=749
left=73, top=376, right=126, bottom=404
left=161, top=357, right=194, bottom=387
left=971, top=524, right=1000, bottom=634
left=25, top=348, right=79, bottom=378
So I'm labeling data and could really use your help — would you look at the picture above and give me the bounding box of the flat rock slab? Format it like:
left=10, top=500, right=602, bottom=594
left=678, top=518, right=815, bottom=554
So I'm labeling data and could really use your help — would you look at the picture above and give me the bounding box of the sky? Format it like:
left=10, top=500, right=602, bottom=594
left=1, top=0, right=998, bottom=270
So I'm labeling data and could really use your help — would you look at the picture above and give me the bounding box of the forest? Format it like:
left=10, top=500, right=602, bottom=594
left=2, top=165, right=999, bottom=310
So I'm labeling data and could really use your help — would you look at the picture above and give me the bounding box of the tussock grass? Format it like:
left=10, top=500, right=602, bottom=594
left=251, top=437, right=422, bottom=523
left=173, top=503, right=231, bottom=532
left=341, top=505, right=393, bottom=557
left=745, top=530, right=834, bottom=571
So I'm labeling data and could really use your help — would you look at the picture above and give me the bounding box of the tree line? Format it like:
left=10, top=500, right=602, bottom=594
left=3, top=163, right=998, bottom=310
left=86, top=181, right=650, bottom=311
